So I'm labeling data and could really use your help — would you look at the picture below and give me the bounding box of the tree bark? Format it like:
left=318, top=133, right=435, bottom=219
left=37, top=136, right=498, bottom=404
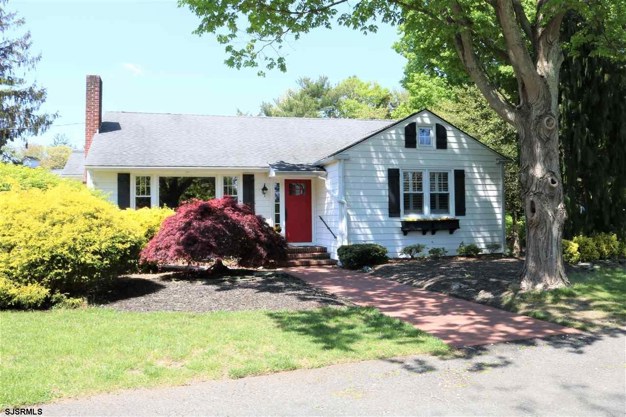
left=517, top=107, right=569, bottom=289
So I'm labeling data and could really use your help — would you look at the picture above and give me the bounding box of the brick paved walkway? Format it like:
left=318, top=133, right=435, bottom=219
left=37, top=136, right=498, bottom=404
left=287, top=266, right=581, bottom=347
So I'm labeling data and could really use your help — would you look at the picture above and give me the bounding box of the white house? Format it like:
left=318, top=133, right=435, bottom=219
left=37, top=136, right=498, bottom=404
left=78, top=75, right=508, bottom=260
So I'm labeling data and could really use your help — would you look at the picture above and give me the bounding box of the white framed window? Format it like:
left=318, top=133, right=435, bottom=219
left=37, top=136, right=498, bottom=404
left=430, top=171, right=450, bottom=214
left=402, top=169, right=452, bottom=216
left=135, top=176, right=151, bottom=209
left=418, top=127, right=433, bottom=147
left=403, top=171, right=424, bottom=215
left=223, top=176, right=238, bottom=199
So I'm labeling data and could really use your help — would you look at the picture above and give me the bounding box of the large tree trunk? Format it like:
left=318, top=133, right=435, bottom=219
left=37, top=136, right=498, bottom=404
left=452, top=1, right=570, bottom=290
left=517, top=101, right=569, bottom=290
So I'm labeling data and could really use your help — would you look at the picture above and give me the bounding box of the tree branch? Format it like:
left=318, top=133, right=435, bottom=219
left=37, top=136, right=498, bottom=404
left=495, top=0, right=543, bottom=103
left=512, top=0, right=533, bottom=40
left=450, top=6, right=517, bottom=125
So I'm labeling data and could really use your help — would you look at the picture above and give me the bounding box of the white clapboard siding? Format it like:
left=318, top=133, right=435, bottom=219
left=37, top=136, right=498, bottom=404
left=88, top=169, right=276, bottom=224
left=89, top=171, right=118, bottom=204
left=339, top=110, right=505, bottom=257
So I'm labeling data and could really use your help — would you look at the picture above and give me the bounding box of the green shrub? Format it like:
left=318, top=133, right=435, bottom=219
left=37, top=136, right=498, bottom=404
left=50, top=293, right=86, bottom=309
left=0, top=182, right=144, bottom=295
left=0, top=276, right=49, bottom=309
left=619, top=241, right=626, bottom=259
left=338, top=244, right=388, bottom=269
left=485, top=243, right=501, bottom=254
left=571, top=233, right=623, bottom=262
left=401, top=244, right=426, bottom=259
left=562, top=239, right=581, bottom=264
left=457, top=242, right=481, bottom=257
left=428, top=247, right=448, bottom=259
left=592, top=233, right=620, bottom=259
left=572, top=235, right=600, bottom=262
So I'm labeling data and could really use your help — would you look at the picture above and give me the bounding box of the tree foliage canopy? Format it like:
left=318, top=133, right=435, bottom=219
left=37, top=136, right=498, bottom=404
left=9, top=143, right=73, bottom=170
left=260, top=75, right=404, bottom=119
left=0, top=0, right=56, bottom=150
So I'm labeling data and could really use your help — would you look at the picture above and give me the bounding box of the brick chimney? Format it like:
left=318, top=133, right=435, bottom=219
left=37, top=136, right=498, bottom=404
left=85, top=75, right=102, bottom=155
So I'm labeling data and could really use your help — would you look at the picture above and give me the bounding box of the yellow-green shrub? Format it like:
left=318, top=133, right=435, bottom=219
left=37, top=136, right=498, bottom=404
left=0, top=182, right=144, bottom=294
left=562, top=239, right=580, bottom=264
left=120, top=207, right=174, bottom=244
left=592, top=233, right=620, bottom=259
left=0, top=276, right=49, bottom=309
left=0, top=163, right=64, bottom=191
left=572, top=235, right=600, bottom=262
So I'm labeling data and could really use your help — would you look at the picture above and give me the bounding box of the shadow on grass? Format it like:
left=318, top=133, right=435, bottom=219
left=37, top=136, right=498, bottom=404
left=267, top=307, right=435, bottom=352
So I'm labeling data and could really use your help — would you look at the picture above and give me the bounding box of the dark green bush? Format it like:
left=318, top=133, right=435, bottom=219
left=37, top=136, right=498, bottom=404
left=485, top=243, right=501, bottom=254
left=338, top=244, right=388, bottom=269
left=401, top=244, right=426, bottom=259
left=427, top=247, right=448, bottom=259
left=457, top=242, right=482, bottom=257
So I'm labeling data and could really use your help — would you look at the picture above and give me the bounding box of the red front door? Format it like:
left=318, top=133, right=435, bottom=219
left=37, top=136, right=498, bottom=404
left=285, top=179, right=312, bottom=242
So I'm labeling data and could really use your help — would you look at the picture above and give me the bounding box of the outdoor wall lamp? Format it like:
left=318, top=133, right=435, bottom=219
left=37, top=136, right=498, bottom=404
left=261, top=184, right=268, bottom=196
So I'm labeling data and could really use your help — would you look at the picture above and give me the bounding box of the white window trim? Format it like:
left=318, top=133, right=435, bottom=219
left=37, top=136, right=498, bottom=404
left=417, top=125, right=435, bottom=149
left=219, top=175, right=241, bottom=202
left=131, top=174, right=153, bottom=209
left=400, top=168, right=455, bottom=217
left=418, top=126, right=434, bottom=148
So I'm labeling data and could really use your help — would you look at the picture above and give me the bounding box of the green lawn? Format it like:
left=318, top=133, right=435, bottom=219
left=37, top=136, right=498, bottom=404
left=503, top=267, right=626, bottom=330
left=0, top=306, right=449, bottom=407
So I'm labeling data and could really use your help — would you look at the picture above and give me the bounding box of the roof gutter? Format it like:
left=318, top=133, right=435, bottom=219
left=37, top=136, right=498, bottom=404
left=85, top=165, right=269, bottom=171
left=314, top=153, right=350, bottom=166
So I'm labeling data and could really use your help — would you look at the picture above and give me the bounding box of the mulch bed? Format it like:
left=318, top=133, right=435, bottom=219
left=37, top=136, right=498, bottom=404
left=96, top=270, right=349, bottom=312
left=373, top=256, right=594, bottom=307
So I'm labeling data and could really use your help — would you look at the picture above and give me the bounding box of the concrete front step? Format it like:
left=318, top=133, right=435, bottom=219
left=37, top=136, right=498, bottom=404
left=287, top=252, right=331, bottom=260
left=287, top=246, right=328, bottom=254
left=284, top=259, right=338, bottom=267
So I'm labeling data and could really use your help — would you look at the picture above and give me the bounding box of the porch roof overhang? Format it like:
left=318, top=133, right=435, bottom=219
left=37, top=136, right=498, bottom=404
left=269, top=161, right=327, bottom=178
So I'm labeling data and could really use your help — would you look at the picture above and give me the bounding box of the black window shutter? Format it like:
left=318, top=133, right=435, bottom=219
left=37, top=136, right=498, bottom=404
left=117, top=173, right=131, bottom=209
left=405, top=122, right=416, bottom=148
left=436, top=123, right=448, bottom=149
left=388, top=168, right=401, bottom=217
left=454, top=169, right=466, bottom=216
left=242, top=174, right=255, bottom=212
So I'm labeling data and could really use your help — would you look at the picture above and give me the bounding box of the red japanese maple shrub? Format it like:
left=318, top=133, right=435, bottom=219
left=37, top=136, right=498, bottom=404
left=140, top=197, right=287, bottom=268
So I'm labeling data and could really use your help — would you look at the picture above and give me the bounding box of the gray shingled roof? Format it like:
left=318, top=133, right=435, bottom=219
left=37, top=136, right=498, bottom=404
left=60, top=150, right=85, bottom=178
left=84, top=112, right=392, bottom=168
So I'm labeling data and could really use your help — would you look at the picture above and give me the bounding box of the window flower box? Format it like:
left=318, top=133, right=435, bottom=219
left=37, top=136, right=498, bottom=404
left=400, top=218, right=460, bottom=236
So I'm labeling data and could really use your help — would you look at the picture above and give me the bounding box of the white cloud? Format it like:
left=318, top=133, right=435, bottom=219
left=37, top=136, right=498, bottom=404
left=122, top=63, right=144, bottom=76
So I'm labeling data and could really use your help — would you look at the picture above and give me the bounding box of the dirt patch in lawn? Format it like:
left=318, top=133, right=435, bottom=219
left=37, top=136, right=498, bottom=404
left=96, top=271, right=350, bottom=312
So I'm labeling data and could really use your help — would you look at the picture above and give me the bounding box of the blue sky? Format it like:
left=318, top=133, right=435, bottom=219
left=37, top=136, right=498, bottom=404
left=13, top=0, right=407, bottom=148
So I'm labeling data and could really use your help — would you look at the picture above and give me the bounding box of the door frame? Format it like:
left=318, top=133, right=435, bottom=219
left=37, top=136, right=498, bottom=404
left=284, top=178, right=314, bottom=243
